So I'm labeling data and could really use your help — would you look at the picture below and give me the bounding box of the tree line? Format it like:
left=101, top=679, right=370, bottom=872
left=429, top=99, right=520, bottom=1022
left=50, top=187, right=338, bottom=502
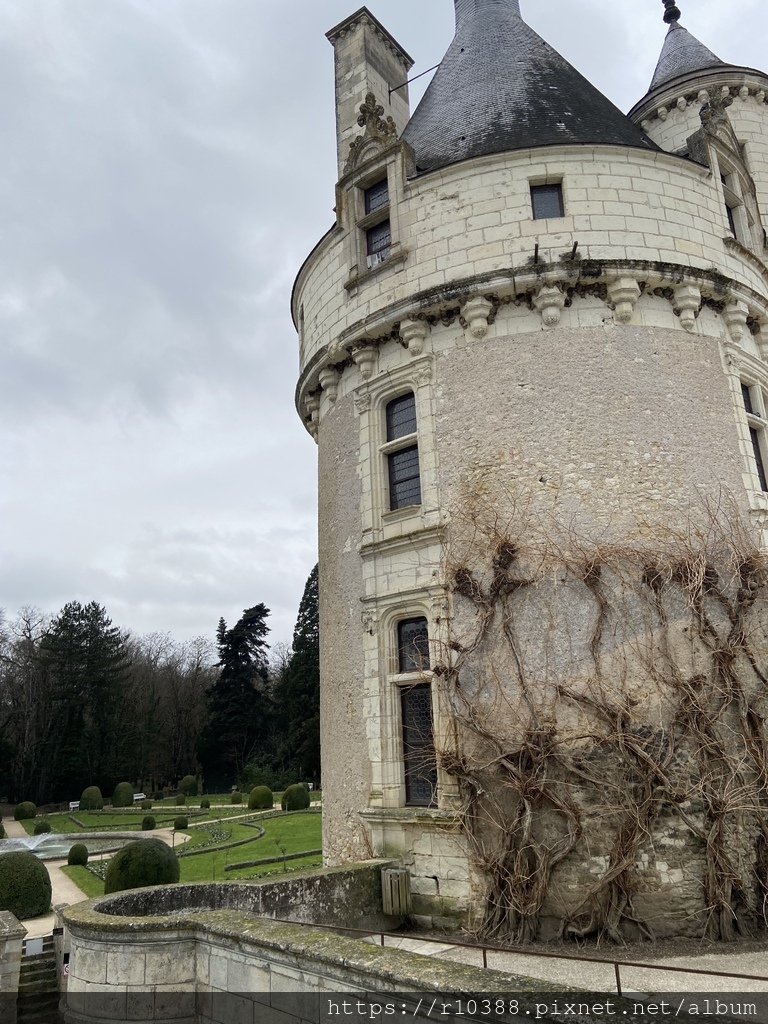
left=0, top=565, right=319, bottom=804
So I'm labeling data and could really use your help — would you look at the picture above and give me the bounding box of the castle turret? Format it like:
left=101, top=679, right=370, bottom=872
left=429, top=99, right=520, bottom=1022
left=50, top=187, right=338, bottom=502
left=294, top=0, right=768, bottom=941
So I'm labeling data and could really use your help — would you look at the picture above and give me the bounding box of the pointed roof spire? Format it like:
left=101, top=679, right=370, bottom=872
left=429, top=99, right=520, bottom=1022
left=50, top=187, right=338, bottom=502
left=401, top=0, right=654, bottom=173
left=649, top=2, right=725, bottom=91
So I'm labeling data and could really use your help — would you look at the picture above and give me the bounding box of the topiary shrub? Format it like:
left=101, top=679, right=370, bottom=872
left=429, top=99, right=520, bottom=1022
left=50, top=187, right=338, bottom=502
left=175, top=793, right=186, bottom=806
left=0, top=821, right=4, bottom=840
left=68, top=843, right=88, bottom=867
left=14, top=801, right=36, bottom=821
left=174, top=816, right=188, bottom=830
left=248, top=786, right=273, bottom=810
left=80, top=785, right=104, bottom=811
left=154, top=790, right=165, bottom=802
left=141, top=799, right=152, bottom=810
left=298, top=782, right=310, bottom=793
left=178, top=774, right=197, bottom=798
left=112, top=782, right=134, bottom=808
left=230, top=791, right=242, bottom=805
left=281, top=784, right=310, bottom=812
left=141, top=816, right=156, bottom=831
left=103, top=839, right=180, bottom=895
left=33, top=821, right=51, bottom=835
left=0, top=851, right=52, bottom=919
left=200, top=798, right=210, bottom=810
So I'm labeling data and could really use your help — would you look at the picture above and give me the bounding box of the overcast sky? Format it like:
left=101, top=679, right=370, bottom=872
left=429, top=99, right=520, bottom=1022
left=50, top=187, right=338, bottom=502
left=0, top=0, right=763, bottom=650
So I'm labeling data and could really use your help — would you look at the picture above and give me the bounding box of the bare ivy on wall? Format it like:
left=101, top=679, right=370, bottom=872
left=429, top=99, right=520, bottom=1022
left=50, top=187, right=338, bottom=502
left=433, top=482, right=768, bottom=944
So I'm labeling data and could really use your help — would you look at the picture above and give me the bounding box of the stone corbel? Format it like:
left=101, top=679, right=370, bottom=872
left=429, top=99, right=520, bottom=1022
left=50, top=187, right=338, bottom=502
left=607, top=277, right=642, bottom=324
left=400, top=318, right=429, bottom=356
left=723, top=300, right=749, bottom=344
left=673, top=283, right=701, bottom=332
left=757, top=90, right=766, bottom=105
left=351, top=344, right=377, bottom=380
left=697, top=90, right=710, bottom=105
left=533, top=283, right=566, bottom=328
left=305, top=394, right=320, bottom=439
left=657, top=106, right=668, bottom=122
left=677, top=97, right=687, bottom=111
left=461, top=295, right=494, bottom=339
left=739, top=86, right=750, bottom=102
left=318, top=366, right=340, bottom=404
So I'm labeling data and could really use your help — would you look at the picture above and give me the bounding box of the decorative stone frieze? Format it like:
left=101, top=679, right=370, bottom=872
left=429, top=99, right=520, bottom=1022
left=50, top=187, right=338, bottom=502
left=352, top=344, right=378, bottom=379
left=345, top=93, right=399, bottom=173
left=460, top=295, right=494, bottom=339
left=319, top=366, right=340, bottom=403
left=673, top=282, right=702, bottom=332
left=533, top=283, right=566, bottom=328
left=607, top=276, right=642, bottom=324
left=724, top=300, right=750, bottom=343
left=400, top=318, right=430, bottom=356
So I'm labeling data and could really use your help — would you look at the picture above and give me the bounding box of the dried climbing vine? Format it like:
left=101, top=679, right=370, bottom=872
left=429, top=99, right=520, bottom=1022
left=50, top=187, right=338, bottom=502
left=433, top=488, right=768, bottom=944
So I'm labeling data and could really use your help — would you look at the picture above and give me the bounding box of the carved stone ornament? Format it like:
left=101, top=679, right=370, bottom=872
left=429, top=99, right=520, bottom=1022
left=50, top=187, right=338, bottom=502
left=657, top=106, right=668, bottom=122
left=345, top=93, right=398, bottom=173
left=723, top=300, right=749, bottom=344
left=461, top=295, right=494, bottom=339
left=413, top=363, right=433, bottom=388
left=677, top=96, right=687, bottom=111
left=354, top=392, right=372, bottom=414
left=362, top=608, right=378, bottom=636
left=533, top=283, right=566, bottom=328
left=400, top=318, right=429, bottom=356
left=673, top=283, right=702, bottom=332
left=607, top=277, right=642, bottom=324
left=318, top=366, right=340, bottom=404
left=352, top=344, right=377, bottom=380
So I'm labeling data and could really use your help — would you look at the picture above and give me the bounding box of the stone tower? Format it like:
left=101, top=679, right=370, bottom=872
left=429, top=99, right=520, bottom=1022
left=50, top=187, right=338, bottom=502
left=294, top=0, right=768, bottom=941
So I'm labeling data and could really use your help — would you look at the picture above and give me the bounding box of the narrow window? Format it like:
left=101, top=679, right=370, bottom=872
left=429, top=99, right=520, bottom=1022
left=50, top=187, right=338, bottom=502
left=367, top=219, right=391, bottom=262
left=364, top=178, right=389, bottom=215
left=726, top=203, right=738, bottom=238
left=386, top=393, right=421, bottom=510
left=401, top=684, right=437, bottom=807
left=531, top=183, right=564, bottom=220
left=398, top=617, right=430, bottom=673
left=742, top=383, right=768, bottom=492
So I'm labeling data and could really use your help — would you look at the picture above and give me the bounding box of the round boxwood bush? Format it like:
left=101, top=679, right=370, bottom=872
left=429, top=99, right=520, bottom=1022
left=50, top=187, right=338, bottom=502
left=104, top=839, right=180, bottom=895
left=112, top=782, right=134, bottom=808
left=200, top=797, right=210, bottom=810
left=175, top=793, right=186, bottom=807
left=178, top=774, right=197, bottom=798
left=141, top=815, right=156, bottom=831
left=14, top=801, right=36, bottom=821
left=230, top=791, right=242, bottom=805
left=154, top=790, right=165, bottom=802
left=298, top=782, right=310, bottom=792
left=68, top=843, right=88, bottom=867
left=281, top=784, right=310, bottom=811
left=248, top=786, right=273, bottom=810
left=80, top=785, right=104, bottom=811
left=141, top=799, right=152, bottom=810
left=33, top=821, right=51, bottom=835
left=0, top=851, right=52, bottom=919
left=174, top=816, right=188, bottom=830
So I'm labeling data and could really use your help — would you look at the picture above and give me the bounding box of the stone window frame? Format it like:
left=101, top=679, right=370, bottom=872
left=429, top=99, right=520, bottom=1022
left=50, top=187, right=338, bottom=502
left=341, top=147, right=409, bottom=289
left=726, top=351, right=768, bottom=512
left=529, top=176, right=566, bottom=221
left=712, top=149, right=760, bottom=253
left=356, top=357, right=440, bottom=546
left=739, top=377, right=768, bottom=493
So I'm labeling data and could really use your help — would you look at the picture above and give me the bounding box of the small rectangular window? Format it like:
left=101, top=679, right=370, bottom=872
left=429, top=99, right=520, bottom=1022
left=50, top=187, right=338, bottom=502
left=389, top=446, right=421, bottom=509
left=367, top=219, right=391, bottom=260
left=531, top=183, right=564, bottom=220
left=749, top=428, right=768, bottom=492
left=401, top=684, right=437, bottom=807
left=742, top=383, right=755, bottom=416
left=364, top=178, right=389, bottom=215
left=726, top=204, right=737, bottom=238
left=386, top=393, right=417, bottom=440
left=398, top=618, right=430, bottom=673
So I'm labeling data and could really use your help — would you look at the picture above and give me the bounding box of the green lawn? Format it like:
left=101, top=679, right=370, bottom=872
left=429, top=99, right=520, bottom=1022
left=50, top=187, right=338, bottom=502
left=61, top=865, right=104, bottom=899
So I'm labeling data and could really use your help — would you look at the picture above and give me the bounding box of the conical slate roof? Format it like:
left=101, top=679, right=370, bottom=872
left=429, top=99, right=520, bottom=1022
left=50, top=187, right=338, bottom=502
left=401, top=0, right=655, bottom=173
left=649, top=21, right=725, bottom=91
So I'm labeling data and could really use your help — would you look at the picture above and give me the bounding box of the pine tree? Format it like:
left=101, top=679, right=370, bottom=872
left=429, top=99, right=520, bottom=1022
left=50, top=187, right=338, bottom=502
left=276, top=566, right=320, bottom=784
left=200, top=604, right=270, bottom=784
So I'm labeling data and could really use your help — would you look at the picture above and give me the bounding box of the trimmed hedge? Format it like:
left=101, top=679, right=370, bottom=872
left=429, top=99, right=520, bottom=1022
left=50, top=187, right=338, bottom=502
left=0, top=821, right=4, bottom=840
left=200, top=798, right=211, bottom=810
left=33, top=821, right=52, bottom=835
left=175, top=794, right=187, bottom=807
left=104, top=839, right=180, bottom=894
left=80, top=786, right=104, bottom=811
left=230, top=791, right=242, bottom=805
left=14, top=802, right=36, bottom=821
left=141, top=816, right=156, bottom=831
left=112, top=782, right=134, bottom=808
left=141, top=799, right=153, bottom=810
left=0, top=851, right=52, bottom=919
left=174, top=816, right=188, bottom=830
left=68, top=844, right=88, bottom=867
left=178, top=775, right=197, bottom=798
left=248, top=786, right=273, bottom=810
left=281, top=784, right=310, bottom=811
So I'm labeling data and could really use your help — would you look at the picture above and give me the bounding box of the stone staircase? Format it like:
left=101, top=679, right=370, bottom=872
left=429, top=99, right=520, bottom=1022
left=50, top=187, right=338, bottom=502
left=17, top=935, right=61, bottom=1024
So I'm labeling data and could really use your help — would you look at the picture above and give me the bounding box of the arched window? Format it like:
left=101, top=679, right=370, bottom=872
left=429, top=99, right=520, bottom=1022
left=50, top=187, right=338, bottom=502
left=397, top=617, right=430, bottom=673
left=385, top=393, right=421, bottom=510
